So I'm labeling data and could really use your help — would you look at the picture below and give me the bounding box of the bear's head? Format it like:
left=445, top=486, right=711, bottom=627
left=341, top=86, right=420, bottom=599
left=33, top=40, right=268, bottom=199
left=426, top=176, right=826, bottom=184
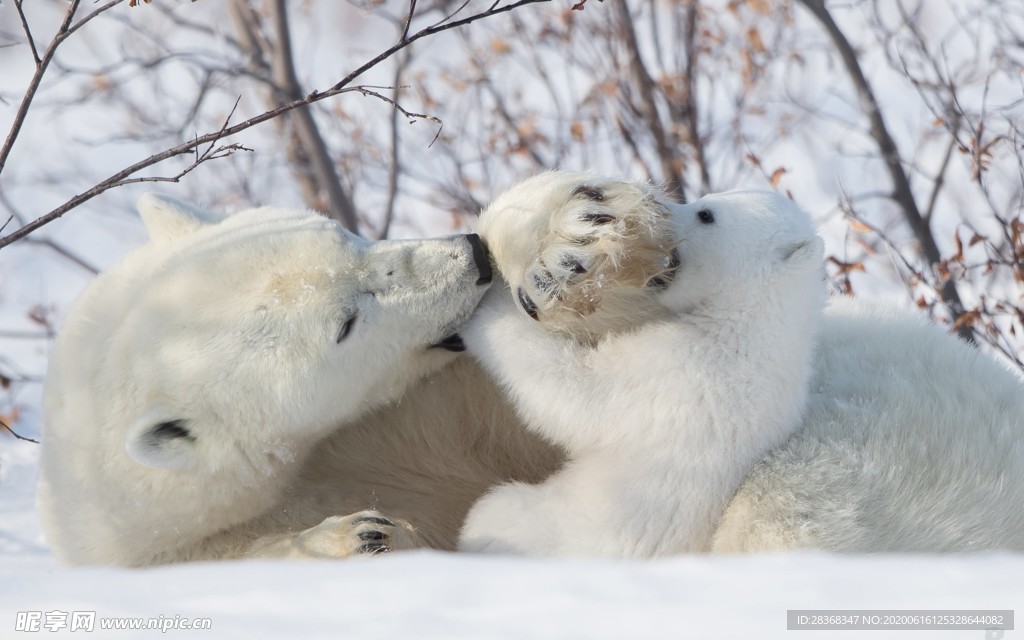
left=46, top=194, right=492, bottom=476
left=476, top=172, right=823, bottom=339
left=660, top=189, right=825, bottom=318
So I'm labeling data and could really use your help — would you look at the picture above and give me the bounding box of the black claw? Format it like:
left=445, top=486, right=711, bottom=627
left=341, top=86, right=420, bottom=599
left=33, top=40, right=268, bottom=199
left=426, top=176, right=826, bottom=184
left=358, top=530, right=388, bottom=541
left=352, top=515, right=394, bottom=527
left=357, top=542, right=391, bottom=555
left=532, top=270, right=556, bottom=293
left=667, top=247, right=681, bottom=271
left=517, top=287, right=539, bottom=320
left=647, top=248, right=681, bottom=289
left=561, top=257, right=587, bottom=274
left=572, top=185, right=605, bottom=201
left=581, top=211, right=615, bottom=225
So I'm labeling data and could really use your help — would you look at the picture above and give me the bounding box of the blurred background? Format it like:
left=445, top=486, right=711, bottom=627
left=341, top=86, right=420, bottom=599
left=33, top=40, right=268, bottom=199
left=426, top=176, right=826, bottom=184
left=0, top=0, right=1022, bottom=441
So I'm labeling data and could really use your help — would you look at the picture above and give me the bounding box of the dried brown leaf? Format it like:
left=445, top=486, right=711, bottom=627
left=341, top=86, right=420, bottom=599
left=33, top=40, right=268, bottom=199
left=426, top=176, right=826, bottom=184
left=747, top=27, right=766, bottom=54
left=848, top=218, right=873, bottom=233
left=769, top=166, right=787, bottom=188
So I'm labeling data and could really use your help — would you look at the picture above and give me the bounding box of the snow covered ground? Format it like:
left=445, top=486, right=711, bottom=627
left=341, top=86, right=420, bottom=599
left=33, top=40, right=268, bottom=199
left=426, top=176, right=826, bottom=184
left=1, top=437, right=1022, bottom=640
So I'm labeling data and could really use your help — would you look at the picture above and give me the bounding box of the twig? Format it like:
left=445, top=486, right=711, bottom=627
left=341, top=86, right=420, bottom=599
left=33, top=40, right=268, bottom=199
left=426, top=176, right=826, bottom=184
left=23, top=238, right=100, bottom=274
left=401, top=0, right=418, bottom=42
left=1, top=417, right=38, bottom=444
left=380, top=52, right=410, bottom=240
left=0, top=190, right=100, bottom=274
left=13, top=0, right=41, bottom=66
left=354, top=88, right=443, bottom=145
left=0, top=0, right=84, bottom=177
left=923, top=135, right=958, bottom=223
left=429, top=0, right=473, bottom=31
left=0, top=331, right=53, bottom=340
left=116, top=96, right=252, bottom=187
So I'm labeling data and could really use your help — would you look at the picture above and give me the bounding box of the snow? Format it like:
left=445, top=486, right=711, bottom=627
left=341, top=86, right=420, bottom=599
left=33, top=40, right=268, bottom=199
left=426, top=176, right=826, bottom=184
left=1, top=438, right=1022, bottom=639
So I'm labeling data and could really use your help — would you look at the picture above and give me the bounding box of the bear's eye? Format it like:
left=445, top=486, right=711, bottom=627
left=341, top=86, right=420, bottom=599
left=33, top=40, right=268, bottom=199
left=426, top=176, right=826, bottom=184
left=572, top=185, right=604, bottom=202
left=697, top=209, right=715, bottom=225
left=336, top=314, right=358, bottom=343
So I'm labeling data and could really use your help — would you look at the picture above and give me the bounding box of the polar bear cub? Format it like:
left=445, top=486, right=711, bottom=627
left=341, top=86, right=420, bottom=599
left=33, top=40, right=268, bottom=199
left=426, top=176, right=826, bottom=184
left=459, top=173, right=825, bottom=557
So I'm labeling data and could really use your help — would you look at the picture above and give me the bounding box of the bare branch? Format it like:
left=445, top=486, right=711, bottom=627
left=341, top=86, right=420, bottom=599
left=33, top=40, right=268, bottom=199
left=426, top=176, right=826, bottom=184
left=429, top=0, right=473, bottom=30
left=0, top=190, right=100, bottom=274
left=1, top=417, right=38, bottom=444
left=613, top=1, right=684, bottom=201
left=0, top=0, right=85, bottom=177
left=924, top=135, right=958, bottom=223
left=380, top=53, right=411, bottom=240
left=401, top=0, right=419, bottom=42
left=12, top=0, right=41, bottom=66
left=266, top=0, right=360, bottom=231
left=0, top=0, right=551, bottom=247
left=680, top=1, right=710, bottom=194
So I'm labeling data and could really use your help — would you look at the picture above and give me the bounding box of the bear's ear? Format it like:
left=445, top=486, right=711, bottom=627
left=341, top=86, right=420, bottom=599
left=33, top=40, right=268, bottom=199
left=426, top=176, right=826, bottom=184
left=125, top=406, right=199, bottom=472
left=776, top=234, right=824, bottom=269
left=137, top=193, right=222, bottom=243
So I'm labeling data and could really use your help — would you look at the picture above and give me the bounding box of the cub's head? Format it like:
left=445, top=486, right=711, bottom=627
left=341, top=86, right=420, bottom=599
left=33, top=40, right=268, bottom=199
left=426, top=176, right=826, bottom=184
left=47, top=194, right=491, bottom=474
left=661, top=190, right=824, bottom=315
left=477, top=172, right=823, bottom=339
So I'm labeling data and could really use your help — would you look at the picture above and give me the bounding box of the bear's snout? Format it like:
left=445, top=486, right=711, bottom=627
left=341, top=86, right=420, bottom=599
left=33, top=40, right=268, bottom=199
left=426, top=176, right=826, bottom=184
left=465, top=233, right=493, bottom=286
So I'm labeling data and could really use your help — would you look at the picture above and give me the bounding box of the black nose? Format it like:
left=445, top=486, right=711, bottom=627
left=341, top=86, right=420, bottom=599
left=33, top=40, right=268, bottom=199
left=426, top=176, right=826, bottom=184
left=465, top=233, right=492, bottom=285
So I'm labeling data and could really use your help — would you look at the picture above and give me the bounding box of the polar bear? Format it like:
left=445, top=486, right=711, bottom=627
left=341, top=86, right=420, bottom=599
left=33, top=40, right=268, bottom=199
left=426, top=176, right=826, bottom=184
left=462, top=171, right=1024, bottom=554
left=458, top=189, right=826, bottom=557
left=38, top=194, right=562, bottom=566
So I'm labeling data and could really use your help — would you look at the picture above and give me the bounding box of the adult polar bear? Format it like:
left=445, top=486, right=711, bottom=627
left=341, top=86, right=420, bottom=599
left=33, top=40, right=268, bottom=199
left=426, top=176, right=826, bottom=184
left=38, top=194, right=561, bottom=566
left=40, top=174, right=1024, bottom=566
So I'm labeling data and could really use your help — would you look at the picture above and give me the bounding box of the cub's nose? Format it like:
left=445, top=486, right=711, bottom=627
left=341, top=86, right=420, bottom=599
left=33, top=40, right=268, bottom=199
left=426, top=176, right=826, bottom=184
left=464, top=233, right=493, bottom=286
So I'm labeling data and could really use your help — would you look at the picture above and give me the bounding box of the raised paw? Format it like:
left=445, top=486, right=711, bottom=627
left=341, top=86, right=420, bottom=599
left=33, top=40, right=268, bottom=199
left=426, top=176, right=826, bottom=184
left=515, top=182, right=678, bottom=335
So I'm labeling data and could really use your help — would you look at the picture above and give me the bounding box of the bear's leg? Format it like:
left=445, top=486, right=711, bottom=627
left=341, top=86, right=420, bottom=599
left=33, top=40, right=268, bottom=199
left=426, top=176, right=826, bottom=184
left=458, top=481, right=570, bottom=555
left=459, top=454, right=648, bottom=557
left=245, top=510, right=419, bottom=559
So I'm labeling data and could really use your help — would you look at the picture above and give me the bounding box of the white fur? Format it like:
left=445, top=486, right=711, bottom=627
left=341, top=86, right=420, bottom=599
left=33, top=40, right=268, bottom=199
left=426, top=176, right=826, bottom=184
left=38, top=194, right=560, bottom=566
left=460, top=182, right=826, bottom=556
left=461, top=171, right=1024, bottom=556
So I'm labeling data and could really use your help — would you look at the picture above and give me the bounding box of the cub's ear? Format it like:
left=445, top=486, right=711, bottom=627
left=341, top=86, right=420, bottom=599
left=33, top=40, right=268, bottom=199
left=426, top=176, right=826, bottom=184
left=125, top=406, right=199, bottom=472
left=777, top=234, right=824, bottom=268
left=137, top=193, right=223, bottom=243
